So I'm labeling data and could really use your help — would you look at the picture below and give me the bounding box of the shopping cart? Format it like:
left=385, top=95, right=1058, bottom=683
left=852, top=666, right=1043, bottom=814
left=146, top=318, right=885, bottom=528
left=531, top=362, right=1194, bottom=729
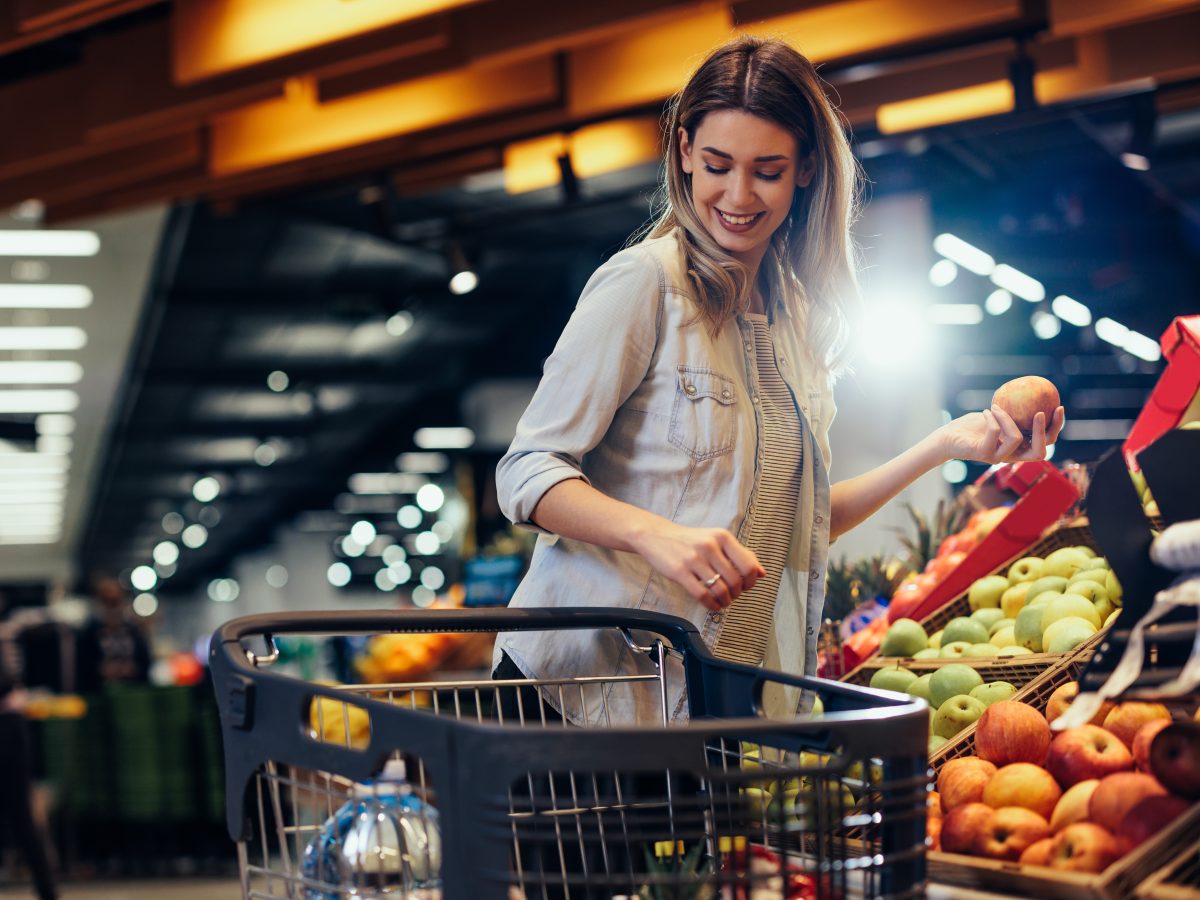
left=211, top=607, right=929, bottom=899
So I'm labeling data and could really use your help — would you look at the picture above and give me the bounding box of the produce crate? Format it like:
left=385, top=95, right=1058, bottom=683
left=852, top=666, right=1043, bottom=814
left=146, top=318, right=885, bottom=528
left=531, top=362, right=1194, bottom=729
left=843, top=654, right=1062, bottom=690
left=1124, top=315, right=1200, bottom=467
left=1138, top=839, right=1200, bottom=899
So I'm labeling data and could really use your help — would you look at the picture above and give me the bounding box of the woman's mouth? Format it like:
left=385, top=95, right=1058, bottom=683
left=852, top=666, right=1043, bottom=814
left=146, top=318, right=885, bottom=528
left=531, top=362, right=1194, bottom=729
left=715, top=209, right=764, bottom=233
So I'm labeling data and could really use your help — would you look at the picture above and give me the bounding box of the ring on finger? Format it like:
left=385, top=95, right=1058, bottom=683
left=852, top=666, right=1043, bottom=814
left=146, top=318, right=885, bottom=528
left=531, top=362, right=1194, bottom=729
left=703, top=573, right=723, bottom=588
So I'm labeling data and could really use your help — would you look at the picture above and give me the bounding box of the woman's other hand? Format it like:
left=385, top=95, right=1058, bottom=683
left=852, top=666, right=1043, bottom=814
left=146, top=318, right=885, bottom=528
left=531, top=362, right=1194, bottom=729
left=938, top=404, right=1065, bottom=464
left=633, top=523, right=766, bottom=612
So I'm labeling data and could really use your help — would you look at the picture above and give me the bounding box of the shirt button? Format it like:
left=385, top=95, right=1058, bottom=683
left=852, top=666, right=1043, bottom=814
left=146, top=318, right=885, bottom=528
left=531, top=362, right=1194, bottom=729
left=721, top=389, right=732, bottom=400
left=815, top=515, right=824, bottom=524
left=752, top=395, right=760, bottom=404
left=810, top=571, right=820, bottom=581
left=707, top=611, right=722, bottom=624
left=685, top=384, right=697, bottom=395
left=744, top=342, right=753, bottom=352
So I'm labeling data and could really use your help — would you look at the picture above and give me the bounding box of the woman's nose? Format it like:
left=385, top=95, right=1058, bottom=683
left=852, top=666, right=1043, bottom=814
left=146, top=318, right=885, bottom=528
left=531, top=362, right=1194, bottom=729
left=726, top=171, right=754, bottom=207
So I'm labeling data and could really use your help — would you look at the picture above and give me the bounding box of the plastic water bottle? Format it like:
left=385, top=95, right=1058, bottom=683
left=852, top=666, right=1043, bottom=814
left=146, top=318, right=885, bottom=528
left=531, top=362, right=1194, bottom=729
left=303, top=758, right=442, bottom=898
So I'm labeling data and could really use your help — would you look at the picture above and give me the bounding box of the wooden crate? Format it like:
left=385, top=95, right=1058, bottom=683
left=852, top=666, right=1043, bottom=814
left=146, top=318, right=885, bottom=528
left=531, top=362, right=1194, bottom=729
left=844, top=653, right=1062, bottom=690
left=1139, top=840, right=1200, bottom=899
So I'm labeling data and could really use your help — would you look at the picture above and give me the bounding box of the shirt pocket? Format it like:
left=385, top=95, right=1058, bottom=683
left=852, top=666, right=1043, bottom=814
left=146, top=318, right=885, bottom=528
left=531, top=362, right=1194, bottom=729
left=668, top=366, right=738, bottom=460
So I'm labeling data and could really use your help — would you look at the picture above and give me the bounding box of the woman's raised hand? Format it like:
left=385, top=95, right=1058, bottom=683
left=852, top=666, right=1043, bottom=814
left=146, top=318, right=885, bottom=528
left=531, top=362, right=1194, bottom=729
left=938, top=405, right=1066, bottom=465
left=634, top=523, right=766, bottom=612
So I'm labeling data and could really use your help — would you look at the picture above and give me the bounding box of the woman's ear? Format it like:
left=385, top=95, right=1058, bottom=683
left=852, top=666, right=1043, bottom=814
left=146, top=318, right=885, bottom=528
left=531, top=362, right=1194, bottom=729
left=795, top=154, right=816, bottom=188
left=677, top=126, right=694, bottom=175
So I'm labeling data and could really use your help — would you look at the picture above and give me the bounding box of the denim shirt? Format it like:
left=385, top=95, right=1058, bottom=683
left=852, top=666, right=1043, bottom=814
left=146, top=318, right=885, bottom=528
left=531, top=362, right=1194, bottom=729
left=494, top=232, right=835, bottom=725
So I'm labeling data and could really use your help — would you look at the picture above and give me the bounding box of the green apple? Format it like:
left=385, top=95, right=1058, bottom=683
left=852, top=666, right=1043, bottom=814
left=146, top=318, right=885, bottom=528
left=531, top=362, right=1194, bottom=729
left=1025, top=576, right=1069, bottom=603
left=1042, top=616, right=1098, bottom=654
left=929, top=663, right=983, bottom=708
left=971, top=608, right=1006, bottom=631
left=914, top=648, right=941, bottom=659
left=968, top=575, right=1010, bottom=611
left=942, top=617, right=989, bottom=646
left=970, top=681, right=1017, bottom=707
left=1041, top=593, right=1102, bottom=632
left=880, top=618, right=928, bottom=657
left=933, top=695, right=987, bottom=739
left=1042, top=547, right=1093, bottom=580
left=967, top=643, right=1002, bottom=658
left=1082, top=557, right=1109, bottom=571
left=1014, top=605, right=1045, bottom=652
left=906, top=673, right=935, bottom=703
left=1077, top=545, right=1097, bottom=559
left=1066, top=581, right=1114, bottom=620
left=1029, top=589, right=1066, bottom=608
left=870, top=665, right=918, bottom=693
left=940, top=641, right=973, bottom=659
left=929, top=734, right=948, bottom=753
left=1105, top=570, right=1123, bottom=606
left=990, top=626, right=1017, bottom=648
left=998, top=645, right=1033, bottom=657
left=989, top=617, right=1015, bottom=636
left=1000, top=582, right=1032, bottom=618
left=1067, top=569, right=1108, bottom=590
left=929, top=629, right=944, bottom=649
left=1007, top=557, right=1045, bottom=584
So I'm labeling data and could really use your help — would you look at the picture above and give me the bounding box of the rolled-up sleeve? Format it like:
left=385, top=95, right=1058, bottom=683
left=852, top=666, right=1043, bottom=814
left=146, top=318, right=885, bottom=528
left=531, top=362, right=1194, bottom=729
left=496, top=244, right=663, bottom=535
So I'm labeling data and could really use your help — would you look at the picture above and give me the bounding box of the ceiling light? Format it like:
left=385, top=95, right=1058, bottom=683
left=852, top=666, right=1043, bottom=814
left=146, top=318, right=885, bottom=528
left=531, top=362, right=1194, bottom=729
left=340, top=535, right=365, bottom=557
left=386, top=311, right=414, bottom=336
left=448, top=270, right=478, bottom=295
left=266, top=565, right=288, bottom=588
left=432, top=520, right=454, bottom=542
left=928, top=259, right=958, bottom=287
left=984, top=290, right=1013, bottom=316
left=990, top=264, right=1044, bottom=302
left=130, top=565, right=157, bottom=592
left=1031, top=310, right=1062, bottom=340
left=0, top=361, right=83, bottom=384
left=941, top=459, right=968, bottom=483
left=1122, top=330, right=1162, bottom=362
left=181, top=523, right=208, bottom=548
left=350, top=520, right=377, bottom=546
left=1051, top=295, right=1092, bottom=327
left=0, top=327, right=86, bottom=350
left=0, top=230, right=100, bottom=257
left=35, top=435, right=73, bottom=454
left=0, top=534, right=59, bottom=545
left=388, top=560, right=412, bottom=584
left=153, top=541, right=180, bottom=566
left=928, top=304, right=983, bottom=325
left=0, top=452, right=69, bottom=471
left=420, top=566, right=445, bottom=590
left=253, top=441, right=277, bottom=466
left=373, top=569, right=395, bottom=591
left=932, top=234, right=995, bottom=276
left=208, top=578, right=239, bottom=602
left=0, top=491, right=65, bottom=504
left=35, top=414, right=74, bottom=435
left=154, top=561, right=176, bottom=579
left=162, top=511, right=185, bottom=534
left=414, top=531, right=441, bottom=555
left=397, top=505, right=422, bottom=529
left=192, top=476, right=220, bottom=503
left=0, top=390, right=79, bottom=413
left=348, top=472, right=425, bottom=494
left=326, top=562, right=351, bottom=588
left=412, top=586, right=437, bottom=607
left=1120, top=152, right=1150, bottom=171
left=0, top=284, right=92, bottom=308
left=1094, top=317, right=1129, bottom=347
left=383, top=544, right=406, bottom=565
left=266, top=370, right=289, bottom=392
left=416, top=484, right=445, bottom=513
left=396, top=452, right=448, bottom=474
left=414, top=426, right=474, bottom=450
left=0, top=475, right=67, bottom=491
left=132, top=593, right=158, bottom=617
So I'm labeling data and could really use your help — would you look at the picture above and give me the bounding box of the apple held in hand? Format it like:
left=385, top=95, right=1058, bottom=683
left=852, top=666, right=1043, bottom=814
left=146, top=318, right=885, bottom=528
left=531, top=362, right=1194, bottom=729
left=938, top=757, right=998, bottom=811
left=941, top=802, right=994, bottom=854
left=1088, top=772, right=1168, bottom=832
left=974, top=806, right=1050, bottom=861
left=1104, top=702, right=1172, bottom=750
left=1046, top=725, right=1133, bottom=787
left=1048, top=822, right=1119, bottom=873
left=983, top=763, right=1062, bottom=820
left=975, top=700, right=1052, bottom=766
left=1148, top=721, right=1200, bottom=798
left=992, top=375, right=1061, bottom=440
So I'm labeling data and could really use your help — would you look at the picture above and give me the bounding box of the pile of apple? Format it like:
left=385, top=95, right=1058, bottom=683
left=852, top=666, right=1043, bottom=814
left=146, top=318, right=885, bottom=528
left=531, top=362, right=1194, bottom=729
left=870, top=661, right=1017, bottom=753
left=929, top=684, right=1198, bottom=873
left=878, top=609, right=1034, bottom=661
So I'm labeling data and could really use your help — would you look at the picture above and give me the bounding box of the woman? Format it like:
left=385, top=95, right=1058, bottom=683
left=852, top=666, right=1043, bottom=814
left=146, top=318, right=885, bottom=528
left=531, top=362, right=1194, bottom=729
left=492, top=36, right=1063, bottom=725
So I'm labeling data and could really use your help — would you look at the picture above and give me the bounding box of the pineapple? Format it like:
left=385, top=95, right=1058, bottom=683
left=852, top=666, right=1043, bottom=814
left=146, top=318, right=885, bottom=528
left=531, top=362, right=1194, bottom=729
left=893, top=499, right=969, bottom=574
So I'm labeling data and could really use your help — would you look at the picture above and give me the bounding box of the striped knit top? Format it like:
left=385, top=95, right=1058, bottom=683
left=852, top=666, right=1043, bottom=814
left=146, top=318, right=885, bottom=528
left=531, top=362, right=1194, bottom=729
left=713, top=313, right=804, bottom=666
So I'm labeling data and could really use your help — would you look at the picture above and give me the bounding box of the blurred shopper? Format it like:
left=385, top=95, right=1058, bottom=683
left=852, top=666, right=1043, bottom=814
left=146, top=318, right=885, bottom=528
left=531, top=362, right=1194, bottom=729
left=75, top=575, right=151, bottom=693
left=493, top=36, right=1064, bottom=724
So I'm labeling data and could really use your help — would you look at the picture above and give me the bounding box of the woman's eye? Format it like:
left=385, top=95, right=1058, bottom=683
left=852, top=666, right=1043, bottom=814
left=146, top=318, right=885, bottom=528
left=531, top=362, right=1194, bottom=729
left=757, top=172, right=783, bottom=182
left=703, top=164, right=729, bottom=175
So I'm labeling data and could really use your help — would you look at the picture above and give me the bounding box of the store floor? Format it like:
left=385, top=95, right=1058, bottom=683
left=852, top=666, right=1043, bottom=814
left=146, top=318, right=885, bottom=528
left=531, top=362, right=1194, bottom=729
left=0, top=880, right=241, bottom=899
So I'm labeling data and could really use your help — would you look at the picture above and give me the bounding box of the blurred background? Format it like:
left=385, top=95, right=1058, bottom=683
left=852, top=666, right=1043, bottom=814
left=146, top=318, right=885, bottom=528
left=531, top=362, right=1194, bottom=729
left=0, top=0, right=1195, bottom=893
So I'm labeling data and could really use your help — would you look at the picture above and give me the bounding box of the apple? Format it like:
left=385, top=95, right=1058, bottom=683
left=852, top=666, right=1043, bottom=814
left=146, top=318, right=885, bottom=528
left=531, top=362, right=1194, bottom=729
left=970, top=682, right=1017, bottom=708
left=1089, top=771, right=1168, bottom=831
left=1043, top=617, right=1099, bottom=654
left=990, top=626, right=1018, bottom=649
left=928, top=629, right=944, bottom=649
left=1029, top=589, right=1066, bottom=608
left=933, top=695, right=987, bottom=739
left=941, top=802, right=994, bottom=854
left=1064, top=580, right=1111, bottom=610
left=1001, top=583, right=1031, bottom=618
left=906, top=673, right=935, bottom=704
left=1048, top=822, right=1119, bottom=873
left=971, top=507, right=1009, bottom=541
left=1105, top=570, right=1122, bottom=604
left=975, top=700, right=1051, bottom=766
left=1007, top=557, right=1045, bottom=584
left=881, top=619, right=928, bottom=657
left=938, top=757, right=997, bottom=811
left=998, top=646, right=1033, bottom=657
left=929, top=734, right=948, bottom=753
left=1104, top=702, right=1172, bottom=750
left=1116, top=794, right=1191, bottom=854
left=1049, top=779, right=1099, bottom=833
left=930, top=664, right=984, bottom=708
left=992, top=375, right=1060, bottom=438
left=1148, top=722, right=1200, bottom=797
left=967, top=643, right=1002, bottom=658
left=969, top=576, right=1010, bottom=612
left=1132, top=718, right=1173, bottom=771
left=943, top=617, right=990, bottom=646
left=974, top=806, right=1051, bottom=861
left=983, top=763, right=1062, bottom=820
left=970, top=607, right=1006, bottom=630
left=1014, top=605, right=1045, bottom=652
left=1041, top=594, right=1102, bottom=632
left=1019, top=837, right=1055, bottom=867
left=870, top=665, right=918, bottom=693
left=1046, top=682, right=1113, bottom=727
left=940, top=641, right=974, bottom=659
left=913, top=648, right=941, bottom=659
left=1046, top=725, right=1133, bottom=787
left=1082, top=556, right=1109, bottom=570
left=989, top=617, right=1015, bottom=637
left=1068, top=569, right=1107, bottom=589
left=1042, top=547, right=1093, bottom=581
left=1024, top=576, right=1070, bottom=605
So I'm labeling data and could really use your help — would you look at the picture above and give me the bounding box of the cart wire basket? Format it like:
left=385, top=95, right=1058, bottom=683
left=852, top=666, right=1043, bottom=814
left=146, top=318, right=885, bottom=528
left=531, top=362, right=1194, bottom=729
left=210, top=608, right=929, bottom=899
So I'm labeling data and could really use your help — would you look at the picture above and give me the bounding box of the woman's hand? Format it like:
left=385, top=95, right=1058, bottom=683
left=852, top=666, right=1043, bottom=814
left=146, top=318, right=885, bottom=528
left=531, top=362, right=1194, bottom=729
left=938, top=405, right=1066, bottom=464
left=633, top=522, right=766, bottom=612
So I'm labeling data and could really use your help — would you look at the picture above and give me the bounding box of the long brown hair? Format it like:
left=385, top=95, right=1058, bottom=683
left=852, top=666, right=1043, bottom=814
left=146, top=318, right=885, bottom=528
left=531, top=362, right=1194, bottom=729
left=643, top=35, right=863, bottom=374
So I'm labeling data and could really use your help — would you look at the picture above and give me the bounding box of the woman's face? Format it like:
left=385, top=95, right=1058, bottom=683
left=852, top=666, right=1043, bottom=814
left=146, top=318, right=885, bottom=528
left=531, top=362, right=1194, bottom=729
left=678, top=108, right=814, bottom=269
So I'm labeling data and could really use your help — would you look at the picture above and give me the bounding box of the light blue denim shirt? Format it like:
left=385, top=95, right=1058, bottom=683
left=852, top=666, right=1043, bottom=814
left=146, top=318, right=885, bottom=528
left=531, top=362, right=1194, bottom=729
left=494, top=231, right=835, bottom=724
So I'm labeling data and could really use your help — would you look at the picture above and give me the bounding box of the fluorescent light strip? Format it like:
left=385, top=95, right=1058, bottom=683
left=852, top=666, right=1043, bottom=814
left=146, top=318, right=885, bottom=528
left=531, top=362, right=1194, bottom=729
left=1094, top=317, right=1130, bottom=347
left=1122, top=330, right=1162, bottom=362
left=414, top=427, right=474, bottom=450
left=990, top=264, right=1045, bottom=302
left=0, top=327, right=87, bottom=350
left=35, top=414, right=75, bottom=435
left=0, top=536, right=60, bottom=545
left=0, top=284, right=93, bottom=308
left=0, top=230, right=99, bottom=257
left=1051, top=295, right=1092, bottom=327
left=932, top=233, right=995, bottom=275
left=0, top=390, right=79, bottom=413
left=0, top=492, right=66, bottom=505
left=928, top=304, right=983, bottom=325
left=0, top=361, right=83, bottom=384
left=0, top=452, right=69, bottom=470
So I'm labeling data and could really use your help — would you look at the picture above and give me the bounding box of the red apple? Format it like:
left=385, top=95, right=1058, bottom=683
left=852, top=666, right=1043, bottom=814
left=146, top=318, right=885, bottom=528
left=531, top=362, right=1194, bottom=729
left=1148, top=722, right=1200, bottom=798
left=1132, top=718, right=1173, bottom=771
left=1046, top=682, right=1113, bottom=728
left=973, top=806, right=1050, bottom=861
left=938, top=757, right=997, bottom=812
left=1049, top=822, right=1120, bottom=873
left=1049, top=779, right=1099, bottom=833
left=983, top=763, right=1062, bottom=821
left=941, top=802, right=994, bottom=854
left=1115, top=794, right=1191, bottom=854
left=992, top=376, right=1060, bottom=437
left=1046, top=725, right=1133, bottom=788
left=976, top=701, right=1052, bottom=767
left=1103, top=702, right=1172, bottom=750
left=1019, top=837, right=1055, bottom=867
left=1089, top=772, right=1168, bottom=832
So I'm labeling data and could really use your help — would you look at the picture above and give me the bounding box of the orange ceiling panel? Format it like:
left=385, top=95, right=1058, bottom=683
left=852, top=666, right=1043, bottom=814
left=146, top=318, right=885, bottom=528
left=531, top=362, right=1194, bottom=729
left=504, top=116, right=662, bottom=193
left=1049, top=0, right=1199, bottom=37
